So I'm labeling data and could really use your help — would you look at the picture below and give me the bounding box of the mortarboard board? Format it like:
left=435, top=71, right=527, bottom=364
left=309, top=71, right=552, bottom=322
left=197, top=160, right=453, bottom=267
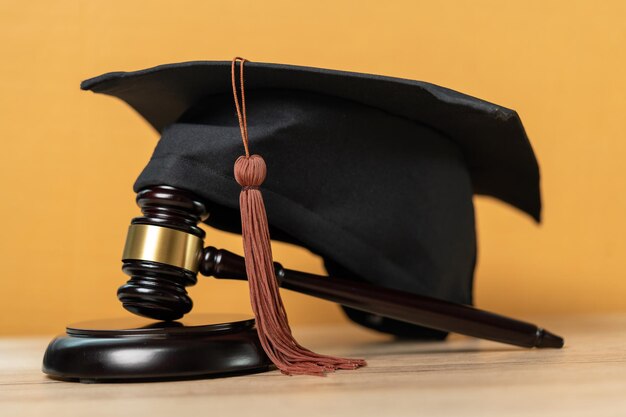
left=81, top=59, right=541, bottom=373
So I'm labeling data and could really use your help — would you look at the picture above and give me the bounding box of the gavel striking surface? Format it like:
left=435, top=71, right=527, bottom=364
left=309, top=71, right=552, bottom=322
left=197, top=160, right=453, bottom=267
left=42, top=314, right=271, bottom=382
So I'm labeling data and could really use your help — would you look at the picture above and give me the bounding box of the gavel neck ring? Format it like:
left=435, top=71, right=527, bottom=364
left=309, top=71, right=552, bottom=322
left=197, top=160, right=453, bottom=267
left=122, top=224, right=204, bottom=273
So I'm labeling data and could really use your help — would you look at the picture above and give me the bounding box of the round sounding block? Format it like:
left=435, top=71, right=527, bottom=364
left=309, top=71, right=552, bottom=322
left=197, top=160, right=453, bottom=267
left=42, top=314, right=271, bottom=382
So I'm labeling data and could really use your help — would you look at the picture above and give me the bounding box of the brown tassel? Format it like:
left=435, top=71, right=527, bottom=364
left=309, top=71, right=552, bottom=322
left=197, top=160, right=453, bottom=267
left=231, top=57, right=366, bottom=376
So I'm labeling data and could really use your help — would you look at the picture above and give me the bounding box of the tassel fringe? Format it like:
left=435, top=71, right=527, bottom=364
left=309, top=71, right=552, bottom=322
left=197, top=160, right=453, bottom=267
left=235, top=155, right=367, bottom=376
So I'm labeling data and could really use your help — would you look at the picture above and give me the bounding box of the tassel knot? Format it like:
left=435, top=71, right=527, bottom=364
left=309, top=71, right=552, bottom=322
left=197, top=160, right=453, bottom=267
left=235, top=155, right=267, bottom=187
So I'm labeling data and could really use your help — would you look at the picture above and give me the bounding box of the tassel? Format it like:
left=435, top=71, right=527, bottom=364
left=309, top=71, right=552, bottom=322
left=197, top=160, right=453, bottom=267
left=231, top=58, right=366, bottom=376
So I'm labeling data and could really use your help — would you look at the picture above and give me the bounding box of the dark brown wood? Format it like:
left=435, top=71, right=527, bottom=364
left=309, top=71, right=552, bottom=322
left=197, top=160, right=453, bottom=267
left=118, top=186, right=209, bottom=321
left=43, top=314, right=271, bottom=382
left=200, top=247, right=563, bottom=349
left=122, top=186, right=563, bottom=349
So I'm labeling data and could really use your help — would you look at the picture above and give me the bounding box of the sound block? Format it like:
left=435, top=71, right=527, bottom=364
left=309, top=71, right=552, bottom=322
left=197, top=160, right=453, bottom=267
left=42, top=314, right=272, bottom=383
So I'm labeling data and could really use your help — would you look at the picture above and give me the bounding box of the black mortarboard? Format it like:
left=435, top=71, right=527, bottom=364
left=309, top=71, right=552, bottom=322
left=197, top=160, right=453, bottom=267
left=82, top=60, right=541, bottom=342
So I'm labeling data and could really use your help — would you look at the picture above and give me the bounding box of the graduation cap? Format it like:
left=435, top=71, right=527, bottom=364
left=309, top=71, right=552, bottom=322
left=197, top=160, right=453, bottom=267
left=81, top=58, right=541, bottom=375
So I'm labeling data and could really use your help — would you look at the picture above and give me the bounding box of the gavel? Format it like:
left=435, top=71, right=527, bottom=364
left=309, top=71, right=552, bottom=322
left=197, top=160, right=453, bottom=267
left=118, top=185, right=563, bottom=349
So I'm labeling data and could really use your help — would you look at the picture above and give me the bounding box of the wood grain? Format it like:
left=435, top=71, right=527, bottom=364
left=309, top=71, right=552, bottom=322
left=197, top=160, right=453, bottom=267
left=1, top=314, right=624, bottom=417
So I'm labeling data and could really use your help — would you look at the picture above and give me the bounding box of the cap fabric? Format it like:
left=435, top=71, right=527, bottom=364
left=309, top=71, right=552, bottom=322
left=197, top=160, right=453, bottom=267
left=82, top=61, right=541, bottom=337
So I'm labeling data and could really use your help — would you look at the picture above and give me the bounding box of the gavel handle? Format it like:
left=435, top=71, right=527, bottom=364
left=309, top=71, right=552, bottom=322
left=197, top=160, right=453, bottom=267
left=200, top=247, right=563, bottom=349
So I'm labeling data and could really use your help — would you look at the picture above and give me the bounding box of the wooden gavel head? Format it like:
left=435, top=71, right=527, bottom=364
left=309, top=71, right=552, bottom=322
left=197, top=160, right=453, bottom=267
left=118, top=185, right=239, bottom=321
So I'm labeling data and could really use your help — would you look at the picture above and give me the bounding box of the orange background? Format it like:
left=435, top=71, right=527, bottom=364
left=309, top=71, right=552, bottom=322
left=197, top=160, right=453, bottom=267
left=1, top=0, right=625, bottom=334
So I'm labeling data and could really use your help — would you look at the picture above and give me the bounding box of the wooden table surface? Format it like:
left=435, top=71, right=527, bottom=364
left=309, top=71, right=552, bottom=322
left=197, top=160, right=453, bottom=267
left=1, top=314, right=625, bottom=417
